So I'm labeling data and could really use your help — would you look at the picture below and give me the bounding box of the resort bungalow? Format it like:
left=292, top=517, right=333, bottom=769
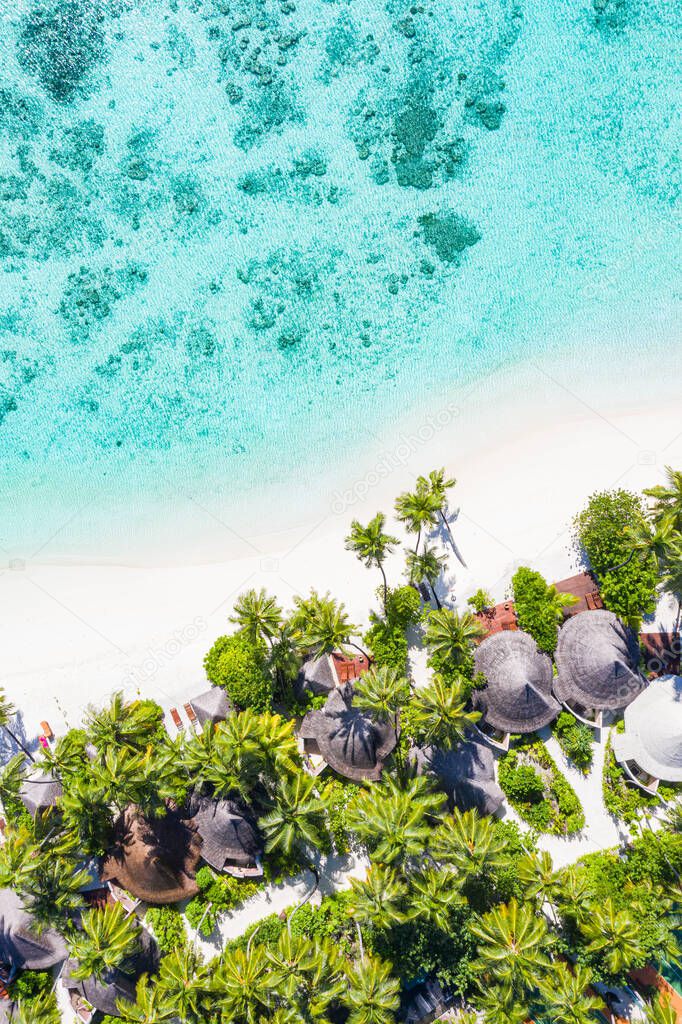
left=612, top=674, right=682, bottom=794
left=473, top=630, right=559, bottom=749
left=19, top=771, right=62, bottom=816
left=64, top=929, right=159, bottom=1020
left=0, top=888, right=67, bottom=979
left=298, top=683, right=397, bottom=781
left=189, top=794, right=263, bottom=878
left=554, top=609, right=646, bottom=729
left=411, top=740, right=504, bottom=817
left=101, top=806, right=202, bottom=904
left=189, top=686, right=232, bottom=727
left=297, top=651, right=370, bottom=697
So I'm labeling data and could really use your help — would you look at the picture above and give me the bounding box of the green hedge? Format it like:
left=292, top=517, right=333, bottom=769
left=498, top=737, right=585, bottom=835
left=204, top=632, right=273, bottom=712
left=185, top=867, right=264, bottom=937
left=602, top=729, right=660, bottom=827
left=145, top=905, right=186, bottom=953
left=511, top=566, right=560, bottom=653
left=552, top=711, right=593, bottom=773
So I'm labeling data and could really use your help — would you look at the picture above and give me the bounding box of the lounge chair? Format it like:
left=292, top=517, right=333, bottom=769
left=40, top=720, right=54, bottom=740
left=169, top=708, right=183, bottom=731
left=106, top=882, right=140, bottom=916
left=183, top=702, right=198, bottom=728
left=70, top=990, right=95, bottom=1023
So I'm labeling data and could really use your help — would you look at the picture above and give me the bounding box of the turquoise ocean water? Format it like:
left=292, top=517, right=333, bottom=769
left=0, top=0, right=680, bottom=557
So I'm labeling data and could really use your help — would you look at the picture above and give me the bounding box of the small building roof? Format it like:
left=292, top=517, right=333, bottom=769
left=411, top=740, right=504, bottom=816
left=190, top=687, right=232, bottom=727
left=473, top=630, right=559, bottom=734
left=554, top=609, right=645, bottom=711
left=100, top=807, right=201, bottom=905
left=299, top=683, right=397, bottom=781
left=612, top=674, right=682, bottom=783
left=64, top=928, right=159, bottom=1017
left=0, top=888, right=67, bottom=971
left=297, top=651, right=370, bottom=697
left=19, top=772, right=63, bottom=816
left=188, top=794, right=262, bottom=871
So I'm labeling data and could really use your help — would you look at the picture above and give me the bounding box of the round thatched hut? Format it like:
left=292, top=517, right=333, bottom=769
left=473, top=630, right=559, bottom=740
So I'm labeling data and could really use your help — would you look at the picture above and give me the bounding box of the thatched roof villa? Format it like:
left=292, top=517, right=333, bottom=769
left=410, top=740, right=504, bottom=816
left=64, top=928, right=159, bottom=1018
left=189, top=686, right=232, bottom=727
left=554, top=609, right=645, bottom=727
left=19, top=772, right=62, bottom=817
left=297, top=651, right=370, bottom=697
left=298, top=683, right=397, bottom=781
left=473, top=630, right=559, bottom=747
left=188, top=793, right=263, bottom=877
left=612, top=674, right=682, bottom=793
left=0, top=888, right=67, bottom=973
left=101, top=807, right=202, bottom=904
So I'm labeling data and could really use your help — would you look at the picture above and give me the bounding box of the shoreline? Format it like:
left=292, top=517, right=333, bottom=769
left=1, top=379, right=680, bottom=743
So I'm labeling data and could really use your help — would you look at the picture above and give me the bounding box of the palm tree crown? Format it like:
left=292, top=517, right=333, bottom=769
left=346, top=514, right=399, bottom=609
left=231, top=588, right=284, bottom=646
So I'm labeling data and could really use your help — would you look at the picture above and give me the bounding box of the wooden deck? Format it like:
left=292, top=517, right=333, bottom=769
left=553, top=572, right=603, bottom=616
left=630, top=966, right=682, bottom=1022
left=639, top=632, right=681, bottom=678
left=332, top=652, right=370, bottom=684
left=474, top=601, right=518, bottom=637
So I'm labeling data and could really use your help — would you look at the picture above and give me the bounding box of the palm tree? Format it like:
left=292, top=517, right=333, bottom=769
left=265, top=930, right=345, bottom=1019
left=395, top=479, right=440, bottom=552
left=343, top=954, right=401, bottom=1024
left=18, top=853, right=90, bottom=929
left=258, top=773, right=327, bottom=860
left=432, top=809, right=508, bottom=881
left=405, top=545, right=447, bottom=607
left=69, top=903, right=141, bottom=980
left=85, top=691, right=162, bottom=752
left=476, top=983, right=530, bottom=1024
left=14, top=993, right=60, bottom=1024
left=155, top=946, right=212, bottom=1023
left=0, top=689, right=34, bottom=761
left=424, top=608, right=485, bottom=670
left=348, top=864, right=408, bottom=930
left=346, top=514, right=399, bottom=610
left=580, top=898, right=646, bottom=976
left=644, top=466, right=682, bottom=531
left=116, top=974, right=177, bottom=1022
left=470, top=898, right=550, bottom=991
left=424, top=468, right=467, bottom=566
left=537, top=962, right=602, bottom=1024
left=353, top=666, right=410, bottom=732
left=408, top=866, right=463, bottom=930
left=517, top=851, right=561, bottom=922
left=214, top=944, right=271, bottom=1024
left=546, top=584, right=580, bottom=621
left=348, top=775, right=443, bottom=865
left=231, top=589, right=283, bottom=647
left=645, top=996, right=678, bottom=1024
left=410, top=674, right=480, bottom=749
left=290, top=590, right=367, bottom=661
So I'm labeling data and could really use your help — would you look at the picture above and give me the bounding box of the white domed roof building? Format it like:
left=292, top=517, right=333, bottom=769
left=612, top=674, right=682, bottom=792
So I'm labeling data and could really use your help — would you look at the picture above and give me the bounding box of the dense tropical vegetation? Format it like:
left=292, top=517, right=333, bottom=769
left=0, top=467, right=681, bottom=1023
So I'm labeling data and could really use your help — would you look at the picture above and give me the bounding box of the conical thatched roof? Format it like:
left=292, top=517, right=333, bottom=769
left=554, top=609, right=645, bottom=711
left=473, top=630, right=559, bottom=734
left=64, top=928, right=159, bottom=1017
left=411, top=741, right=505, bottom=816
left=0, top=888, right=67, bottom=970
left=100, top=807, right=202, bottom=904
left=299, top=683, right=397, bottom=781
left=19, top=772, right=63, bottom=816
left=612, top=674, right=682, bottom=782
left=297, top=654, right=337, bottom=697
left=190, top=687, right=232, bottom=726
left=188, top=793, right=263, bottom=871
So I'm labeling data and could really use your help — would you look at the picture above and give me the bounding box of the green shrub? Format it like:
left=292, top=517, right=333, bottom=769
left=467, top=589, right=492, bottom=614
left=204, top=632, right=273, bottom=712
left=498, top=760, right=544, bottom=803
left=385, top=585, right=421, bottom=628
left=511, top=566, right=561, bottom=653
left=499, top=739, right=585, bottom=835
left=364, top=619, right=408, bottom=674
left=553, top=712, right=594, bottom=772
left=319, top=777, right=360, bottom=855
left=186, top=868, right=264, bottom=936
left=602, top=733, right=659, bottom=826
left=144, top=905, right=186, bottom=954
left=573, top=490, right=658, bottom=625
left=9, top=969, right=52, bottom=1002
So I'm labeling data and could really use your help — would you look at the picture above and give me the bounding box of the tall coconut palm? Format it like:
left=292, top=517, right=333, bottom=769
left=537, top=962, right=602, bottom=1024
left=405, top=545, right=447, bottom=608
left=156, top=946, right=212, bottom=1023
left=0, top=689, right=34, bottom=761
left=214, top=944, right=271, bottom=1024
left=517, top=851, right=561, bottom=922
left=343, top=954, right=401, bottom=1024
left=476, top=983, right=530, bottom=1024
left=395, top=480, right=441, bottom=553
left=69, top=903, right=141, bottom=980
left=348, top=775, right=443, bottom=865
left=424, top=608, right=485, bottom=670
left=258, top=773, right=327, bottom=860
left=290, top=590, right=366, bottom=660
left=265, top=930, right=345, bottom=1018
left=85, top=691, right=162, bottom=753
left=580, top=898, right=646, bottom=976
left=470, top=899, right=550, bottom=991
left=410, top=674, right=480, bottom=749
left=408, top=866, right=463, bottom=931
left=424, top=468, right=467, bottom=567
left=346, top=514, right=399, bottom=610
left=555, top=866, right=592, bottom=928
left=14, top=993, right=60, bottom=1024
left=231, top=589, right=283, bottom=647
left=18, top=853, right=90, bottom=929
left=348, top=864, right=408, bottom=930
left=353, top=666, right=411, bottom=732
left=116, top=974, right=177, bottom=1022
left=645, top=466, right=682, bottom=532
left=432, top=809, right=508, bottom=881
left=659, top=548, right=682, bottom=632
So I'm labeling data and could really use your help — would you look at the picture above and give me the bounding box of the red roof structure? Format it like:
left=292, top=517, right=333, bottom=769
left=474, top=601, right=518, bottom=638
left=331, top=652, right=370, bottom=684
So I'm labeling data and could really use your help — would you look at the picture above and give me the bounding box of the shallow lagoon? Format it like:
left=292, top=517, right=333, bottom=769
left=0, top=0, right=680, bottom=555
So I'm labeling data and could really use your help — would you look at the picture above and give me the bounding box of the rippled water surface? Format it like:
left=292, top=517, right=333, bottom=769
left=0, top=0, right=680, bottom=554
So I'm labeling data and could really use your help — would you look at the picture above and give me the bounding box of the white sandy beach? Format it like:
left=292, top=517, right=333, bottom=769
left=1, top=351, right=680, bottom=745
